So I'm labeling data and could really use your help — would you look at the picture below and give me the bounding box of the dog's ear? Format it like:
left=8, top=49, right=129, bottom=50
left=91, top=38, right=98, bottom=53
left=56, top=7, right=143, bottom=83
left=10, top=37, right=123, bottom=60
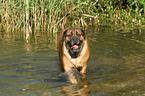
left=61, top=29, right=68, bottom=42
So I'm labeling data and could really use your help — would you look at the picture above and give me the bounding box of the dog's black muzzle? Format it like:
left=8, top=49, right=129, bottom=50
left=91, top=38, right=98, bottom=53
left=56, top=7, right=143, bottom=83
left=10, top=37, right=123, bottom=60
left=70, top=36, right=80, bottom=46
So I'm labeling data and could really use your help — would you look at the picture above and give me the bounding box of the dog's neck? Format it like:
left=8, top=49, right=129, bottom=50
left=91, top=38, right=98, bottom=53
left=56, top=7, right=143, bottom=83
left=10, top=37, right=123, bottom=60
left=69, top=52, right=79, bottom=58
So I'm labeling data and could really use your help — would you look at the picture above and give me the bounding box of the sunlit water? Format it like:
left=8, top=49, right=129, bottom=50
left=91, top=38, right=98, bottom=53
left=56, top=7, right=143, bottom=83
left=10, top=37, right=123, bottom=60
left=0, top=26, right=145, bottom=96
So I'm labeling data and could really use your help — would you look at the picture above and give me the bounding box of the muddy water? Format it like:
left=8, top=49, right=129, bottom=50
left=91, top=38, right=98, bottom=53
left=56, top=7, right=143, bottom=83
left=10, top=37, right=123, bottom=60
left=0, top=26, right=145, bottom=96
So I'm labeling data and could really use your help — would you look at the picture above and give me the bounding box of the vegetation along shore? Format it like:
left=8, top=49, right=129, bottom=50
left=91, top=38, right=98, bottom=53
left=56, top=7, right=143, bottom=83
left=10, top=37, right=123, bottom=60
left=0, top=0, right=145, bottom=38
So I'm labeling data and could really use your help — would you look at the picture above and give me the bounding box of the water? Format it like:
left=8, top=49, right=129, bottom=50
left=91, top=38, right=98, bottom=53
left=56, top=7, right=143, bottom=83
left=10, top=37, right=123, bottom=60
left=0, top=26, right=145, bottom=96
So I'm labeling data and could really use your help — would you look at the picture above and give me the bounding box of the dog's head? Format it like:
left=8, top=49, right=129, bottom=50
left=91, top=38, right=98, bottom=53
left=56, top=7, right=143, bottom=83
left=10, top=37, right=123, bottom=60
left=61, top=28, right=86, bottom=58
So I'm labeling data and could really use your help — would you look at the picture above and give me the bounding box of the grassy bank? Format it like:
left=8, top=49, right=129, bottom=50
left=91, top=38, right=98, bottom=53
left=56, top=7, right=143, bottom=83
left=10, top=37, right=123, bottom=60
left=0, top=0, right=145, bottom=37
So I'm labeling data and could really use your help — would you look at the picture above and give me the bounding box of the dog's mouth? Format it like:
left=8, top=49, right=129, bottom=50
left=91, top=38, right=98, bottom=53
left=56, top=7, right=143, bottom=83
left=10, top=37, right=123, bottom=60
left=71, top=45, right=80, bottom=52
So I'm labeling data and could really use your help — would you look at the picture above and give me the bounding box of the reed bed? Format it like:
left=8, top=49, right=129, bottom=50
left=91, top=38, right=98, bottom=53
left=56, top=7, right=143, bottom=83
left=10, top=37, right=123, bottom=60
left=0, top=0, right=145, bottom=39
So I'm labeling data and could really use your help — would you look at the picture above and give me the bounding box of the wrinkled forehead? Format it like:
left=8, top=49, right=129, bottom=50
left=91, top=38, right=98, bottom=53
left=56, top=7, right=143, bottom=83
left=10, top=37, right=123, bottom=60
left=66, top=29, right=83, bottom=35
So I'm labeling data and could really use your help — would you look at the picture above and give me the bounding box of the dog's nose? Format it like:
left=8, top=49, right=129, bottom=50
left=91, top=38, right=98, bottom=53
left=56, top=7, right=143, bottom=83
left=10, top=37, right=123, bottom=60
left=72, top=36, right=77, bottom=40
left=71, top=36, right=80, bottom=45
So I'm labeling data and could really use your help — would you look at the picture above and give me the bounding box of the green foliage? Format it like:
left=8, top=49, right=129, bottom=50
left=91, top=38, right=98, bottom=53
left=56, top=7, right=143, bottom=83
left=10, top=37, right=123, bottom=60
left=0, top=0, right=145, bottom=35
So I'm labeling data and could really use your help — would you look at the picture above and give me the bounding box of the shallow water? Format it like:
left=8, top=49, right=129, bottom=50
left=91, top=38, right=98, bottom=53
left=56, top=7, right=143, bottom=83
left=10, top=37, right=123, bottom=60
left=0, top=26, right=145, bottom=96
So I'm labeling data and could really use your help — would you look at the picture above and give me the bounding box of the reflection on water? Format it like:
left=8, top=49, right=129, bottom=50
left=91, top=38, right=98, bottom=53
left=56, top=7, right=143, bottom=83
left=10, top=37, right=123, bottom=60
left=61, top=78, right=90, bottom=96
left=0, top=26, right=145, bottom=96
left=59, top=68, right=90, bottom=95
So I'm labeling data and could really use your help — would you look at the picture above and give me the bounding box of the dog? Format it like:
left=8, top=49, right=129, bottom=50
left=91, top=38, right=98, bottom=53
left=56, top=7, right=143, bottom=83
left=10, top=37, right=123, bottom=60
left=57, top=28, right=90, bottom=83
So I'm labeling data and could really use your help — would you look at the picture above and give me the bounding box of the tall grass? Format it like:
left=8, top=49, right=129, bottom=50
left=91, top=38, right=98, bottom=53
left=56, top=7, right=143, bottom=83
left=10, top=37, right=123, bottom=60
left=0, top=0, right=145, bottom=39
left=0, top=0, right=92, bottom=38
left=0, top=0, right=67, bottom=32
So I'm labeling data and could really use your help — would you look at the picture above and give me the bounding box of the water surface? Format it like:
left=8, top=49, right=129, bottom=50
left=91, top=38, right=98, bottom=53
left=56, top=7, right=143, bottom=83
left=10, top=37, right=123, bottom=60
left=0, top=26, right=145, bottom=96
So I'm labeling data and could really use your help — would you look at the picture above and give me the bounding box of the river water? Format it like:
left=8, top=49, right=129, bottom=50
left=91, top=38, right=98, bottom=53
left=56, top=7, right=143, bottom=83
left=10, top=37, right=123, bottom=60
left=0, top=26, right=145, bottom=96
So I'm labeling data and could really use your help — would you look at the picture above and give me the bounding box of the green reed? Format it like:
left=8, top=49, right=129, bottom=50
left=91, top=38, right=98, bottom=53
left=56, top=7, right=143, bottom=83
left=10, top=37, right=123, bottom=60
left=0, top=0, right=90, bottom=35
left=0, top=0, right=145, bottom=38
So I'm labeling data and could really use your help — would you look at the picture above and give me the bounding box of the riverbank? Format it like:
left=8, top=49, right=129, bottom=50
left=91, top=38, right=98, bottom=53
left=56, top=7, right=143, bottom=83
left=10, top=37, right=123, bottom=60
left=0, top=0, right=145, bottom=35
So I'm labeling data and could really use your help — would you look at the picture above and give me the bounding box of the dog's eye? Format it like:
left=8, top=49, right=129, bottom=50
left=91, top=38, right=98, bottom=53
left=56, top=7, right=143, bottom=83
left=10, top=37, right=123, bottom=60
left=76, top=31, right=81, bottom=37
left=67, top=34, right=72, bottom=38
left=68, top=34, right=72, bottom=37
left=68, top=32, right=73, bottom=37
